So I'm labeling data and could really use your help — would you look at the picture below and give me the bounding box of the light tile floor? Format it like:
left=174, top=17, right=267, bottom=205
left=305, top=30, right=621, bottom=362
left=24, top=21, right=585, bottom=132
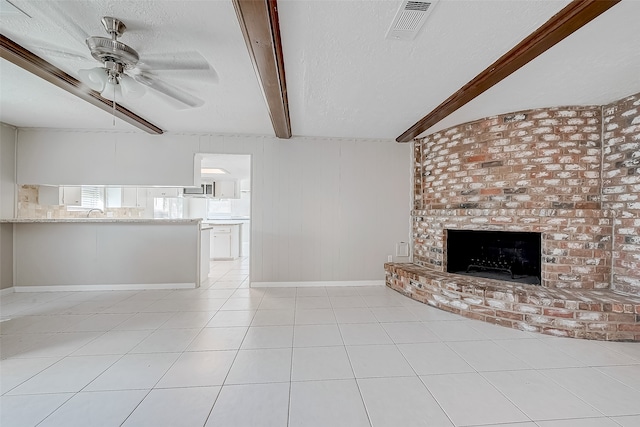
left=2, top=258, right=640, bottom=427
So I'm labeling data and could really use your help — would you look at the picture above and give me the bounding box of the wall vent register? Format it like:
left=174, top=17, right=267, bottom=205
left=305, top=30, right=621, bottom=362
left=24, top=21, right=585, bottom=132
left=386, top=0, right=439, bottom=40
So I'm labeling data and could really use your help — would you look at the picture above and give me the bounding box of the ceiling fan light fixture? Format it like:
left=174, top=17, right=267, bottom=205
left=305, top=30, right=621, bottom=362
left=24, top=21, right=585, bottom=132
left=76, top=16, right=211, bottom=109
left=101, top=77, right=121, bottom=101
left=78, top=66, right=108, bottom=91
left=119, top=74, right=146, bottom=99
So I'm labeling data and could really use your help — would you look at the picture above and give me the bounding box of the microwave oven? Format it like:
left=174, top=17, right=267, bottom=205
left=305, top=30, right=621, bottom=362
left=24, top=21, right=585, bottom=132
left=183, top=183, right=213, bottom=196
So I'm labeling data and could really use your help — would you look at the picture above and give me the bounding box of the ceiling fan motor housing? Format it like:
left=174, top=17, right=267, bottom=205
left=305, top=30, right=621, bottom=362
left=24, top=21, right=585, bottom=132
left=86, top=17, right=139, bottom=70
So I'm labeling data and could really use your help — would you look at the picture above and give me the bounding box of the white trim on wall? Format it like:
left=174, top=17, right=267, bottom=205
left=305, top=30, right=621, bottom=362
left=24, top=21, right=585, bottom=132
left=0, top=287, right=14, bottom=296
left=250, top=280, right=385, bottom=288
left=13, top=283, right=196, bottom=292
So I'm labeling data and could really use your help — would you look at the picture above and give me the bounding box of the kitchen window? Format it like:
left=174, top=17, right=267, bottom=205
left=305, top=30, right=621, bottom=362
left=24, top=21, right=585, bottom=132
left=80, top=186, right=104, bottom=209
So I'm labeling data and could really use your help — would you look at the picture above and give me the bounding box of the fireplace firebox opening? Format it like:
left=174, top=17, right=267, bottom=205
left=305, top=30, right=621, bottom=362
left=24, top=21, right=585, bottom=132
left=446, top=230, right=541, bottom=285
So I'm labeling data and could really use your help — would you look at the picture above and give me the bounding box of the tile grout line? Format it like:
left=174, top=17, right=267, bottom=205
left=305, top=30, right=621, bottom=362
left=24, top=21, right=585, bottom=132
left=389, top=316, right=459, bottom=427
left=5, top=268, right=640, bottom=426
left=183, top=259, right=251, bottom=427
left=286, top=288, right=299, bottom=427
left=31, top=392, right=77, bottom=427
left=96, top=261, right=243, bottom=426
left=332, top=294, right=374, bottom=427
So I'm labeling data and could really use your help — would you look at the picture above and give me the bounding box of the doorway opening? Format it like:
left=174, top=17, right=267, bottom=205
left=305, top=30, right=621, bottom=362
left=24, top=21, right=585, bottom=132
left=192, top=153, right=252, bottom=288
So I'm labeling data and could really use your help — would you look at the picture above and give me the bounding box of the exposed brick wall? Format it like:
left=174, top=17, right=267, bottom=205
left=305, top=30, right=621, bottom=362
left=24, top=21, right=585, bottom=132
left=414, top=106, right=602, bottom=211
left=413, top=208, right=612, bottom=290
left=603, top=93, right=640, bottom=296
left=396, top=94, right=640, bottom=340
left=385, top=263, right=640, bottom=341
left=413, top=106, right=610, bottom=290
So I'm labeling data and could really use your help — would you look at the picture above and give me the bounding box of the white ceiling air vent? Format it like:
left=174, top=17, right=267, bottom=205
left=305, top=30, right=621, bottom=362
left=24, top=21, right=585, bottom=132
left=386, top=0, right=439, bottom=41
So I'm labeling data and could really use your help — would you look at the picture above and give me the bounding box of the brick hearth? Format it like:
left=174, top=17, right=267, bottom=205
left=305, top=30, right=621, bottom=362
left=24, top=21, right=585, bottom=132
left=385, top=92, right=640, bottom=341
left=386, top=263, right=640, bottom=341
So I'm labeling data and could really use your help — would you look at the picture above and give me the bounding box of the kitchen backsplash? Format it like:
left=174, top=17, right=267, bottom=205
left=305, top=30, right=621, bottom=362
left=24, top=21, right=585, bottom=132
left=18, top=185, right=146, bottom=219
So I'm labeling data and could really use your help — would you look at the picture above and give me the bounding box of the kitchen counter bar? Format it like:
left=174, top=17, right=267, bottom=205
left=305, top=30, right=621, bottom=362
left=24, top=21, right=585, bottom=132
left=1, top=218, right=200, bottom=224
left=7, top=220, right=202, bottom=291
left=203, top=220, right=247, bottom=225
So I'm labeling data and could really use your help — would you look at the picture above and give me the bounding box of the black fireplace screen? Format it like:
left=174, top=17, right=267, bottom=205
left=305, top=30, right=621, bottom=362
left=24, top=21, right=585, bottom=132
left=446, top=230, right=541, bottom=285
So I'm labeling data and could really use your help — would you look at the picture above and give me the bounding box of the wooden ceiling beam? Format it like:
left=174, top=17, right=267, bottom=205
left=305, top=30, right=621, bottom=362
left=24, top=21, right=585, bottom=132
left=1, top=34, right=163, bottom=135
left=233, top=0, right=291, bottom=139
left=396, top=0, right=620, bottom=143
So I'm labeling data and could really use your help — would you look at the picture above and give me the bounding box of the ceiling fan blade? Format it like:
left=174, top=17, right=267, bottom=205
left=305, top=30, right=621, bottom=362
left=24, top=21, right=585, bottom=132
left=31, top=43, right=91, bottom=62
left=138, top=51, right=212, bottom=71
left=133, top=74, right=204, bottom=108
left=24, top=1, right=90, bottom=48
left=146, top=68, right=219, bottom=85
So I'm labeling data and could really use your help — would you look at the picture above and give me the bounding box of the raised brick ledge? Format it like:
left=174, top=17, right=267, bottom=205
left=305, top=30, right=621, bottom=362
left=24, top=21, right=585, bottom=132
left=384, top=263, right=640, bottom=341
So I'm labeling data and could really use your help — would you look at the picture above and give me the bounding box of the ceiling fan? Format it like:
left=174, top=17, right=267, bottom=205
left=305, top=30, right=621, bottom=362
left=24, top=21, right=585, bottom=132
left=76, top=16, right=214, bottom=108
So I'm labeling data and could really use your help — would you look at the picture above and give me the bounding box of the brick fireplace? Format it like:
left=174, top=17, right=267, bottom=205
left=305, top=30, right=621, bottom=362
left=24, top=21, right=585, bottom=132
left=386, top=92, right=640, bottom=341
left=446, top=230, right=542, bottom=285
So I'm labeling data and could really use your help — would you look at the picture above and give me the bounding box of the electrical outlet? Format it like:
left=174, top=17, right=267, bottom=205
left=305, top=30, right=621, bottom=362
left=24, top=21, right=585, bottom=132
left=387, top=255, right=393, bottom=262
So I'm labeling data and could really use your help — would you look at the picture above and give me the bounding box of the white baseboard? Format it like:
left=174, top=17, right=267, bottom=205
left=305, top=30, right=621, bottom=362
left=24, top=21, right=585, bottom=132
left=13, top=283, right=197, bottom=292
left=0, top=287, right=14, bottom=296
left=250, top=280, right=385, bottom=288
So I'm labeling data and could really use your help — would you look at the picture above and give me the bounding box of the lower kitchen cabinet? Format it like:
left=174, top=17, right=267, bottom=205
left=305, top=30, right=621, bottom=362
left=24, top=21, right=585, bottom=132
left=210, top=224, right=240, bottom=260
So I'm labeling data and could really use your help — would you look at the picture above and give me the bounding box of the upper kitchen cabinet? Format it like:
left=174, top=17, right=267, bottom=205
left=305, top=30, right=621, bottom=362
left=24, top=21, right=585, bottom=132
left=59, top=186, right=81, bottom=205
left=213, top=180, right=239, bottom=199
left=148, top=188, right=181, bottom=198
left=122, top=188, right=149, bottom=208
left=122, top=188, right=137, bottom=208
left=240, top=179, right=251, bottom=193
left=39, top=186, right=60, bottom=205
left=105, top=187, right=123, bottom=208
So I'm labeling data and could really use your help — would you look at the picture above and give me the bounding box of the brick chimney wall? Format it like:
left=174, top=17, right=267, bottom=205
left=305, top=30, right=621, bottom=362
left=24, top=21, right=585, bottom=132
left=413, top=93, right=640, bottom=295
left=602, top=93, right=640, bottom=296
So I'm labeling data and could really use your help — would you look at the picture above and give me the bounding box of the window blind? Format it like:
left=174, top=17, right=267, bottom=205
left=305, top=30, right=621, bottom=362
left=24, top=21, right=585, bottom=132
left=81, top=186, right=105, bottom=209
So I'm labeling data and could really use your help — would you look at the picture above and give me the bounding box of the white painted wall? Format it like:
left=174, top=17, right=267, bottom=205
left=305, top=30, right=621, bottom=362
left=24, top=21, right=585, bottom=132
left=17, top=130, right=197, bottom=186
left=1, top=123, right=16, bottom=218
left=0, top=123, right=16, bottom=289
left=0, top=225, right=12, bottom=290
left=16, top=130, right=411, bottom=283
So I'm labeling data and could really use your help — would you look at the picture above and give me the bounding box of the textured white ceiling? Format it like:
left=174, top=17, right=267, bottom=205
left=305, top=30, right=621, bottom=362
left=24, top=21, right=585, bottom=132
left=1, top=0, right=638, bottom=140
left=0, top=0, right=274, bottom=134
left=278, top=0, right=572, bottom=139
left=426, top=0, right=640, bottom=135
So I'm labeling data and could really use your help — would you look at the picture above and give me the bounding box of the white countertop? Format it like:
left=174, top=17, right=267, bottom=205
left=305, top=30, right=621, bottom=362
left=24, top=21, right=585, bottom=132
left=1, top=218, right=202, bottom=224
left=203, top=220, right=247, bottom=225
